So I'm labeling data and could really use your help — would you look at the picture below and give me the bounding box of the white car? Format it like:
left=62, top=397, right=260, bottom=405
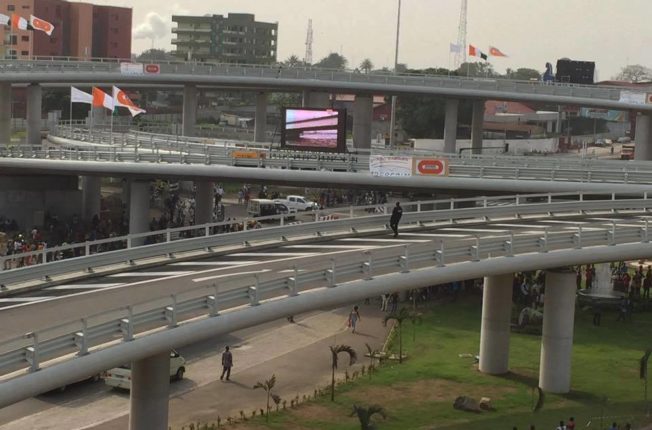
left=276, top=195, right=319, bottom=211
left=103, top=350, right=186, bottom=390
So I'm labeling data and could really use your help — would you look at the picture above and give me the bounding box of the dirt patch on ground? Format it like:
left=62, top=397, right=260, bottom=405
left=348, top=379, right=516, bottom=406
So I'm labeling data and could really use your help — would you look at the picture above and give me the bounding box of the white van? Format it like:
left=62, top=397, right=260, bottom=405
left=103, top=350, right=186, bottom=390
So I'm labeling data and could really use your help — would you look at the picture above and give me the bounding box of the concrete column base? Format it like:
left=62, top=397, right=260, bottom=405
left=27, top=84, right=42, bottom=147
left=182, top=85, right=198, bottom=137
left=254, top=92, right=268, bottom=143
left=479, top=273, right=513, bottom=374
left=443, top=99, right=459, bottom=154
left=471, top=100, right=485, bottom=155
left=81, top=176, right=101, bottom=223
left=129, top=351, right=170, bottom=430
left=539, top=268, right=577, bottom=393
left=352, top=95, right=373, bottom=150
left=195, top=181, right=214, bottom=225
left=635, top=112, right=652, bottom=161
left=0, top=83, right=10, bottom=145
left=129, top=181, right=150, bottom=246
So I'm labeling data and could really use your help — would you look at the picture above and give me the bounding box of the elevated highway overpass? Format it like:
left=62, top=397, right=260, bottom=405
left=2, top=58, right=652, bottom=158
left=0, top=192, right=652, bottom=428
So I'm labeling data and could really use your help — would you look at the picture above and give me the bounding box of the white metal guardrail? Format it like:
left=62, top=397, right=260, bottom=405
left=30, top=133, right=652, bottom=185
left=0, top=191, right=648, bottom=288
left=0, top=193, right=651, bottom=387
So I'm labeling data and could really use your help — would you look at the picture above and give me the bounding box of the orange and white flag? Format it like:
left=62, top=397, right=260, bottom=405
left=112, top=86, right=145, bottom=117
left=489, top=46, right=508, bottom=57
left=92, top=87, right=114, bottom=111
left=11, top=14, right=28, bottom=31
left=30, top=15, right=54, bottom=36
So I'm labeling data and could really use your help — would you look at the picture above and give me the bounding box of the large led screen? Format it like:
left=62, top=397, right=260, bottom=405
left=281, top=108, right=347, bottom=152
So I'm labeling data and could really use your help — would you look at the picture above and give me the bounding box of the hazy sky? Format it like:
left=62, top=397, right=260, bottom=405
left=94, top=0, right=650, bottom=79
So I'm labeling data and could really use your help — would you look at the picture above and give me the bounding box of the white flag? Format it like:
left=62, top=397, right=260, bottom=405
left=0, top=14, right=9, bottom=26
left=70, top=87, right=92, bottom=105
left=449, top=43, right=462, bottom=54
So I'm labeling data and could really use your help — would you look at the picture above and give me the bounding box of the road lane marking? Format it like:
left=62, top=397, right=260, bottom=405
left=47, top=283, right=124, bottom=290
left=108, top=271, right=192, bottom=277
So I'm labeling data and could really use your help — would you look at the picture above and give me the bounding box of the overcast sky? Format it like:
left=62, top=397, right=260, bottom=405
left=95, top=0, right=650, bottom=79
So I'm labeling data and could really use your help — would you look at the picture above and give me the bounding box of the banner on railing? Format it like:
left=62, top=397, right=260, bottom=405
left=144, top=64, right=160, bottom=74
left=231, top=150, right=266, bottom=159
left=413, top=158, right=449, bottom=176
left=619, top=90, right=647, bottom=105
left=120, top=63, right=144, bottom=75
left=369, top=155, right=412, bottom=177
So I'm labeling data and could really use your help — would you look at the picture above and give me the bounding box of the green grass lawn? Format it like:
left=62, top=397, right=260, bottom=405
left=229, top=295, right=652, bottom=430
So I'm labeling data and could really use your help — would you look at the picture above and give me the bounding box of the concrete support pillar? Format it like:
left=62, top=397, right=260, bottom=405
left=479, top=274, right=513, bottom=374
left=27, top=83, right=42, bottom=147
left=443, top=99, right=459, bottom=154
left=539, top=268, right=577, bottom=393
left=129, top=351, right=170, bottom=430
left=302, top=91, right=330, bottom=108
left=352, top=95, right=373, bottom=150
left=182, top=85, right=198, bottom=137
left=0, top=83, right=10, bottom=145
left=195, top=181, right=214, bottom=225
left=254, top=92, right=268, bottom=143
left=129, top=181, right=150, bottom=246
left=81, top=176, right=101, bottom=223
left=471, top=100, right=485, bottom=155
left=635, top=112, right=652, bottom=161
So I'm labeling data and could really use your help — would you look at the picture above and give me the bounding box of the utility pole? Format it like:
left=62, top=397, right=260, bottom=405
left=454, top=0, right=468, bottom=69
left=389, top=0, right=401, bottom=149
left=304, top=19, right=313, bottom=65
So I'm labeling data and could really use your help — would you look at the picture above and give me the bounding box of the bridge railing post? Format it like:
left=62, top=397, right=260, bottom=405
left=165, top=295, right=178, bottom=328
left=74, top=318, right=88, bottom=356
left=24, top=332, right=39, bottom=373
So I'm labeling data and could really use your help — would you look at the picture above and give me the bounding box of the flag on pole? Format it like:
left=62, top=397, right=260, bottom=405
left=30, top=15, right=54, bottom=36
left=0, top=14, right=9, bottom=26
left=449, top=43, right=462, bottom=54
left=11, top=14, right=28, bottom=31
left=71, top=87, right=93, bottom=104
left=92, top=87, right=114, bottom=111
left=489, top=46, right=508, bottom=57
left=468, top=45, right=488, bottom=60
left=112, top=86, right=146, bottom=117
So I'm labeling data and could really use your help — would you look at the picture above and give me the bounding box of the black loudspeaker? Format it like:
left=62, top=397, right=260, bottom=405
left=555, top=59, right=595, bottom=84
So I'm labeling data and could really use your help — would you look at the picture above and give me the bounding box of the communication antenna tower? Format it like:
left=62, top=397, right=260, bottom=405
left=304, top=19, right=313, bottom=65
left=454, top=0, right=467, bottom=68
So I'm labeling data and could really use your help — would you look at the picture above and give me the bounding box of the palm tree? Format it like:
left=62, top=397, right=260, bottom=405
left=284, top=54, right=302, bottom=67
left=360, top=58, right=374, bottom=74
left=365, top=343, right=378, bottom=377
left=383, top=307, right=421, bottom=364
left=350, top=404, right=387, bottom=429
left=329, top=344, right=357, bottom=401
left=253, top=374, right=281, bottom=422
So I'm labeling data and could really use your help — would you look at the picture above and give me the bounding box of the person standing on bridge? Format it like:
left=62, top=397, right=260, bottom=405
left=389, top=202, right=403, bottom=238
left=220, top=346, right=233, bottom=381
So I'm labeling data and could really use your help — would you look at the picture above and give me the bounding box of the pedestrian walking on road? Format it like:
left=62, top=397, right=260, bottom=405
left=348, top=305, right=361, bottom=334
left=389, top=202, right=403, bottom=237
left=220, top=346, right=233, bottom=381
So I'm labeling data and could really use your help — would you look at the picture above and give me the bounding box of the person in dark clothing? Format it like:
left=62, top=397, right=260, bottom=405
left=592, top=301, right=602, bottom=326
left=220, top=346, right=233, bottom=381
left=389, top=202, right=403, bottom=237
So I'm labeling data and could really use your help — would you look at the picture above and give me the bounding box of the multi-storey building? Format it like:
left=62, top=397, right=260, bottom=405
left=0, top=0, right=132, bottom=59
left=172, top=13, right=277, bottom=64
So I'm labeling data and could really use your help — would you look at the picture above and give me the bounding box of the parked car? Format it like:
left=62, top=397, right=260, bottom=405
left=103, top=350, right=186, bottom=390
left=617, top=136, right=632, bottom=144
left=275, top=195, right=319, bottom=211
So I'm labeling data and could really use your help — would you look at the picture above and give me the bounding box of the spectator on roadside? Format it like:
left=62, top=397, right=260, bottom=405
left=348, top=305, right=361, bottom=334
left=566, top=417, right=575, bottom=430
left=389, top=202, right=403, bottom=237
left=220, top=346, right=233, bottom=381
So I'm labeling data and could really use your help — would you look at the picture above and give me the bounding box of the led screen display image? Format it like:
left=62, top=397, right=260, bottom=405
left=281, top=108, right=347, bottom=152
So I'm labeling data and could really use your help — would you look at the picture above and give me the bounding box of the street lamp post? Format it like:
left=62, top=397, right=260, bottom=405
left=389, top=0, right=401, bottom=149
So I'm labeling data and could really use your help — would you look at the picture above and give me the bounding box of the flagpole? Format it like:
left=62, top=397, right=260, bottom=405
left=110, top=107, right=114, bottom=146
left=69, top=95, right=72, bottom=138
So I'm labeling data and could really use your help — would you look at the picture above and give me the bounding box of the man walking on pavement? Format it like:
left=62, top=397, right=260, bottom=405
left=220, top=346, right=233, bottom=381
left=389, top=202, right=403, bottom=238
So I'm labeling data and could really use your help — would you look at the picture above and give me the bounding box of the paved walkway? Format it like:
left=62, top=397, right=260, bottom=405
left=98, top=303, right=390, bottom=430
left=0, top=303, right=390, bottom=430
